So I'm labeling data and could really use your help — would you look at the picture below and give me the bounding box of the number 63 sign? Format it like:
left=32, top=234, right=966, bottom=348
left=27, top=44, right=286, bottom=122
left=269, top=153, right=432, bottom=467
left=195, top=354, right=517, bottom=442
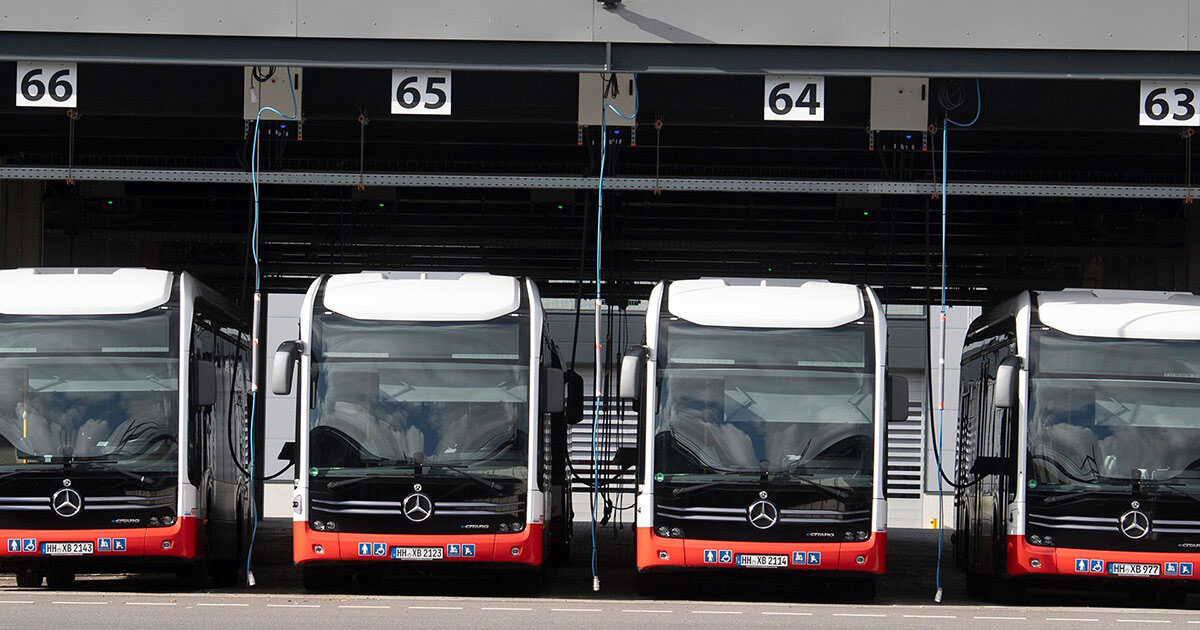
left=1139, top=81, right=1199, bottom=126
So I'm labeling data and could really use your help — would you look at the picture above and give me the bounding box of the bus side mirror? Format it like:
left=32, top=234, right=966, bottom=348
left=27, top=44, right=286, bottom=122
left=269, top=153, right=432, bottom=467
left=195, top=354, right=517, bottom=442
left=887, top=374, right=910, bottom=422
left=272, top=340, right=304, bottom=396
left=565, top=370, right=585, bottom=425
left=619, top=348, right=648, bottom=401
left=541, top=367, right=565, bottom=414
left=191, top=359, right=217, bottom=407
left=971, top=455, right=1012, bottom=477
left=993, top=356, right=1022, bottom=409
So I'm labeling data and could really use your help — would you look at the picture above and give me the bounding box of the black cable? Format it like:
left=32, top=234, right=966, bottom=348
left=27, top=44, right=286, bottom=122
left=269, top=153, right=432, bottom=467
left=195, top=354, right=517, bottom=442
left=250, top=66, right=276, bottom=83
left=924, top=305, right=982, bottom=491
left=263, top=461, right=293, bottom=481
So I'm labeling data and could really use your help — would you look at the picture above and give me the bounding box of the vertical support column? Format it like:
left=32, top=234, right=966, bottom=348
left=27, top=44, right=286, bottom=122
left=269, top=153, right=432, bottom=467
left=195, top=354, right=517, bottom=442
left=1187, top=207, right=1200, bottom=293
left=0, top=179, right=45, bottom=267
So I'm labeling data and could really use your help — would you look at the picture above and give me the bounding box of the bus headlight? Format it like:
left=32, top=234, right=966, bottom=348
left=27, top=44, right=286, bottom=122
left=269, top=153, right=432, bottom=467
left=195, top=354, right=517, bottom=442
left=161, top=515, right=176, bottom=526
left=856, top=531, right=869, bottom=541
left=656, top=526, right=670, bottom=538
left=1029, top=534, right=1042, bottom=545
left=499, top=523, right=510, bottom=533
left=312, top=521, right=325, bottom=531
left=1042, top=536, right=1054, bottom=546
left=324, top=521, right=337, bottom=532
left=511, top=522, right=524, bottom=532
left=149, top=517, right=160, bottom=526
left=670, top=528, right=683, bottom=538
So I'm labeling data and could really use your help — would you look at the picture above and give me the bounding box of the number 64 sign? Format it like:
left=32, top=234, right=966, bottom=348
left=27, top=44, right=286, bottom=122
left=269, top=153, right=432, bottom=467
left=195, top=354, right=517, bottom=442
left=1139, top=81, right=1199, bottom=126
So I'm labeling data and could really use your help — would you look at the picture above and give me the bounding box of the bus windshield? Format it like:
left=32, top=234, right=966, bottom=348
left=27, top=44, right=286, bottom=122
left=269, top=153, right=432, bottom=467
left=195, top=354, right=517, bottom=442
left=310, top=312, right=529, bottom=481
left=654, top=318, right=875, bottom=486
left=0, top=311, right=179, bottom=474
left=1028, top=329, right=1200, bottom=493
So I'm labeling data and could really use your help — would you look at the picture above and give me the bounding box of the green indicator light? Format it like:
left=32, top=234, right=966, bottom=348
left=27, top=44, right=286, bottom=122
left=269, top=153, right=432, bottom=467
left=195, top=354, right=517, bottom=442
left=557, top=204, right=564, bottom=210
left=107, top=200, right=114, bottom=205
left=654, top=472, right=665, bottom=482
left=862, top=211, right=869, bottom=216
left=378, top=203, right=385, bottom=207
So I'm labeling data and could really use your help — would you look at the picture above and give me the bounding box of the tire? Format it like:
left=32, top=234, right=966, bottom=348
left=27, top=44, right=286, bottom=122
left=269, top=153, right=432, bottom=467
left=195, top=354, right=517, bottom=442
left=1160, top=589, right=1189, bottom=608
left=849, top=575, right=877, bottom=602
left=15, top=570, right=43, bottom=588
left=521, top=566, right=545, bottom=595
left=635, top=571, right=664, bottom=597
left=302, top=566, right=350, bottom=593
left=45, top=570, right=75, bottom=590
left=1130, top=588, right=1159, bottom=607
left=176, top=562, right=210, bottom=591
left=989, top=577, right=1025, bottom=604
left=965, top=572, right=992, bottom=600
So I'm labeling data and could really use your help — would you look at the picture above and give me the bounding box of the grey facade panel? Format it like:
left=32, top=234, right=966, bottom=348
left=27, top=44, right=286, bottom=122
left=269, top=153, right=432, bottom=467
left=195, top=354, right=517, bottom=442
left=0, top=0, right=298, bottom=37
left=296, top=0, right=593, bottom=42
left=890, top=0, right=1188, bottom=51
left=590, top=0, right=889, bottom=47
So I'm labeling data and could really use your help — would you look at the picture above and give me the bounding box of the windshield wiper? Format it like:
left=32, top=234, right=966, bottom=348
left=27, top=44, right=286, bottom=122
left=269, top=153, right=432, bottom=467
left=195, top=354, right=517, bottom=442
left=671, top=477, right=756, bottom=498
left=766, top=471, right=854, bottom=502
left=424, top=463, right=506, bottom=495
left=325, top=461, right=506, bottom=494
left=71, top=460, right=161, bottom=488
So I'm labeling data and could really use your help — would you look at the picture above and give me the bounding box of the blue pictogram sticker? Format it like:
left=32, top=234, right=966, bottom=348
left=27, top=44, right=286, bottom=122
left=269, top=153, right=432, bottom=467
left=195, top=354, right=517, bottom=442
left=807, top=552, right=821, bottom=566
left=97, top=538, right=111, bottom=552
left=793, top=551, right=807, bottom=566
left=1166, top=562, right=1179, bottom=575
left=372, top=542, right=387, bottom=557
left=1181, top=563, right=1194, bottom=576
left=113, top=538, right=126, bottom=552
left=358, top=542, right=371, bottom=556
left=22, top=539, right=35, bottom=553
left=6, top=539, right=19, bottom=553
left=718, top=550, right=733, bottom=564
left=1090, top=559, right=1104, bottom=573
left=447, top=544, right=461, bottom=557
left=703, top=549, right=718, bottom=564
left=462, top=544, right=475, bottom=558
left=1075, top=558, right=1089, bottom=573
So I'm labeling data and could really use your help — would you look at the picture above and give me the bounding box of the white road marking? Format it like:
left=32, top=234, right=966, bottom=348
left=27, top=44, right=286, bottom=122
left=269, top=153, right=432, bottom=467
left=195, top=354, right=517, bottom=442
left=197, top=603, right=250, bottom=607
left=622, top=609, right=673, bottom=613
left=409, top=606, right=463, bottom=610
left=550, top=608, right=603, bottom=612
left=267, top=603, right=320, bottom=608
left=481, top=607, right=532, bottom=611
left=1115, top=621, right=1171, bottom=624
left=1045, top=618, right=1099, bottom=622
left=0, top=601, right=34, bottom=604
left=52, top=601, right=108, bottom=605
left=904, top=615, right=956, bottom=619
left=692, top=610, right=742, bottom=615
left=125, top=602, right=176, bottom=606
left=975, top=617, right=1026, bottom=620
left=834, top=613, right=887, bottom=617
left=762, top=611, right=814, bottom=616
left=338, top=604, right=390, bottom=609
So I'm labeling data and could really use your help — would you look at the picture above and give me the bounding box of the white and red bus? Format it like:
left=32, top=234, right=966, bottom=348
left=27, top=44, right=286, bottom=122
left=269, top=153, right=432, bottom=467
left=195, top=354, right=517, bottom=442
left=272, top=271, right=581, bottom=592
left=0, top=267, right=253, bottom=588
left=618, top=278, right=907, bottom=597
left=956, top=289, right=1200, bottom=604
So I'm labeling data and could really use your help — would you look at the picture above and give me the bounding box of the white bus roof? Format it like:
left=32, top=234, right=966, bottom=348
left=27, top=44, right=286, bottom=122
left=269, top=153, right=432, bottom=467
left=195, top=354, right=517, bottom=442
left=0, top=268, right=173, bottom=315
left=666, top=278, right=865, bottom=328
left=322, top=271, right=522, bottom=321
left=1037, top=288, right=1200, bottom=340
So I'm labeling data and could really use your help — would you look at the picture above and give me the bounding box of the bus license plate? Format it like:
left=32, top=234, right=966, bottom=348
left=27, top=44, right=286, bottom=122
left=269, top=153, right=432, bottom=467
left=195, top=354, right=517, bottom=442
left=737, top=554, right=788, bottom=568
left=42, top=542, right=93, bottom=556
left=1109, top=563, right=1161, bottom=577
left=391, top=547, right=444, bottom=561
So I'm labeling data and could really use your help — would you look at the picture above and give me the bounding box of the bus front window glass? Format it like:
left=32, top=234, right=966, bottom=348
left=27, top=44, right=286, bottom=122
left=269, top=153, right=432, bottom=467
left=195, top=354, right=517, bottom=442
left=1028, top=330, right=1200, bottom=494
left=0, top=311, right=179, bottom=474
left=653, top=319, right=875, bottom=488
left=310, top=314, right=529, bottom=483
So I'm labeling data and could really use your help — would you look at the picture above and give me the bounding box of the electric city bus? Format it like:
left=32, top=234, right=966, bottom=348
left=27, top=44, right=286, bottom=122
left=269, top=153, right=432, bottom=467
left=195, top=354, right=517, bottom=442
left=272, top=271, right=582, bottom=592
left=617, top=278, right=908, bottom=597
left=0, top=267, right=253, bottom=589
left=955, top=289, right=1200, bottom=605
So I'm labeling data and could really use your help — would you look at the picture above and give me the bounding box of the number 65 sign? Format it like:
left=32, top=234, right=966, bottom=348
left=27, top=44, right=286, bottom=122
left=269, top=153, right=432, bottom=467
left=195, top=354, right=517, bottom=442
left=1139, top=81, right=1199, bottom=126
left=391, top=69, right=451, bottom=116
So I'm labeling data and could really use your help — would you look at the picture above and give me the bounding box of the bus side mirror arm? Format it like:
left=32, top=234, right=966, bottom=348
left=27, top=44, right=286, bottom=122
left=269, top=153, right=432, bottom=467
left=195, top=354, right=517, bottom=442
left=564, top=370, right=585, bottom=424
left=272, top=340, right=304, bottom=396
left=619, top=347, right=649, bottom=401
left=887, top=374, right=910, bottom=423
left=541, top=367, right=565, bottom=414
left=993, top=356, right=1023, bottom=409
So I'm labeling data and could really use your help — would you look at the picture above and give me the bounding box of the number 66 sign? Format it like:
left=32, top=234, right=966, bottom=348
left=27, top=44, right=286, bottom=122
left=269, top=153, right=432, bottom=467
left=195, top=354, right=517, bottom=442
left=16, top=62, right=77, bottom=108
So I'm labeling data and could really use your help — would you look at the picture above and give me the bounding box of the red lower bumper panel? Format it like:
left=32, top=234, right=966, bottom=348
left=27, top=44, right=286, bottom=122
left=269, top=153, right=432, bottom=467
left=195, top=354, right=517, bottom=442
left=293, top=521, right=544, bottom=566
left=1008, top=535, right=1200, bottom=580
left=636, top=527, right=886, bottom=574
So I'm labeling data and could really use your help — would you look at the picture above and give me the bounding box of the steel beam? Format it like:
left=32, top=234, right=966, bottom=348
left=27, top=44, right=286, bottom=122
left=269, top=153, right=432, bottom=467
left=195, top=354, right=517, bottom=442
left=1, top=167, right=1194, bottom=199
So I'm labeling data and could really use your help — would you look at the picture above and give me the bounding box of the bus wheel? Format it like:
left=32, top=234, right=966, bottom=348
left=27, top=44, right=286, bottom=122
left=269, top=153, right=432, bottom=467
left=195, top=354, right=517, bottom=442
left=302, top=566, right=350, bottom=593
left=635, top=571, right=665, bottom=597
left=520, top=566, right=545, bottom=594
left=965, top=572, right=992, bottom=600
left=1159, top=588, right=1188, bottom=608
left=547, top=534, right=570, bottom=567
left=989, top=578, right=1025, bottom=604
left=15, top=570, right=43, bottom=588
left=1129, top=587, right=1159, bottom=607
left=848, top=575, right=877, bottom=602
left=45, top=570, right=75, bottom=590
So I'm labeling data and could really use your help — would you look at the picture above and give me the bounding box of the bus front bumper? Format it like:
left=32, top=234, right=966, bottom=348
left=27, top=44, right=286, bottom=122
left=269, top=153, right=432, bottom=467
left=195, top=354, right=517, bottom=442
left=1008, top=535, right=1200, bottom=581
left=636, top=527, right=885, bottom=574
left=0, top=517, right=200, bottom=571
left=293, top=521, right=544, bottom=566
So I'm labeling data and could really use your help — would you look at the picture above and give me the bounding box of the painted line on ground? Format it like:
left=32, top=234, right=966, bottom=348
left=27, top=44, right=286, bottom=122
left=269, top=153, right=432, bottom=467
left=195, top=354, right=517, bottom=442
left=0, top=601, right=33, bottom=604
left=51, top=601, right=108, bottom=605
left=550, top=608, right=603, bottom=612
left=904, top=615, right=956, bottom=619
left=622, top=609, right=673, bottom=613
left=692, top=610, right=742, bottom=615
left=409, top=606, right=463, bottom=610
left=125, top=602, right=176, bottom=606
left=1045, top=618, right=1099, bottom=622
left=762, top=611, right=814, bottom=616
left=338, top=604, right=390, bottom=609
left=974, top=617, right=1026, bottom=620
left=834, top=613, right=887, bottom=617
left=1115, top=621, right=1171, bottom=624
left=481, top=607, right=533, bottom=611
left=196, top=603, right=250, bottom=607
left=267, top=603, right=320, bottom=608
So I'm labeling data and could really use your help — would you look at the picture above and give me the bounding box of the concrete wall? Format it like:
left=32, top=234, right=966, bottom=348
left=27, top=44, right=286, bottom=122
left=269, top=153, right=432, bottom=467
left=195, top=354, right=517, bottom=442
left=3, top=0, right=1200, bottom=51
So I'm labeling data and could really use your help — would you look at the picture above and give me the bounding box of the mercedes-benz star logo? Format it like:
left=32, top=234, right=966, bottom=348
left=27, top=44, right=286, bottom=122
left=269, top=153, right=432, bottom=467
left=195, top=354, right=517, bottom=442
left=51, top=488, right=82, bottom=518
left=402, top=493, right=433, bottom=522
left=1119, top=510, right=1151, bottom=540
left=747, top=499, right=779, bottom=530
